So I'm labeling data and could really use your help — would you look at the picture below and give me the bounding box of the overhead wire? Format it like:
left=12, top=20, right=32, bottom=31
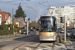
left=46, top=0, right=50, bottom=5
left=26, top=0, right=48, bottom=7
left=21, top=0, right=38, bottom=14
left=46, top=0, right=51, bottom=7
left=25, top=0, right=48, bottom=12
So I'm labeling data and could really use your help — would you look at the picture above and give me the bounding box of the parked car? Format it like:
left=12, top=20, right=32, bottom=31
left=30, top=27, right=33, bottom=31
left=60, top=29, right=64, bottom=33
left=70, top=29, right=75, bottom=38
left=66, top=30, right=72, bottom=37
left=58, top=29, right=61, bottom=33
left=56, top=29, right=60, bottom=33
left=21, top=30, right=30, bottom=34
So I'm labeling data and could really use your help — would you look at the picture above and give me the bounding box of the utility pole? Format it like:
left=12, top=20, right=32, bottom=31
left=12, top=8, right=14, bottom=34
left=64, top=16, right=66, bottom=42
left=27, top=21, right=29, bottom=35
left=25, top=17, right=30, bottom=35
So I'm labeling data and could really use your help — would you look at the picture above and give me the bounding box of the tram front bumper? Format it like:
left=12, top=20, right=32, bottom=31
left=40, top=36, right=57, bottom=41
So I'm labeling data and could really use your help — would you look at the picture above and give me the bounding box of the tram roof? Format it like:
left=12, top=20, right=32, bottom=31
left=40, top=14, right=55, bottom=17
left=40, top=15, right=55, bottom=18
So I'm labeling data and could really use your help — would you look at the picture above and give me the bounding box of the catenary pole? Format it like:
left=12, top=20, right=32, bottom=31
left=64, top=16, right=66, bottom=42
left=12, top=8, right=14, bottom=34
left=27, top=20, right=29, bottom=35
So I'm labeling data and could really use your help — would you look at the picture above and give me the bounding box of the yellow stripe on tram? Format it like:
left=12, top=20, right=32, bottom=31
left=40, top=32, right=56, bottom=37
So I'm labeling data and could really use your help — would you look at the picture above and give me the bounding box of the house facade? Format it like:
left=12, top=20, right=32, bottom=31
left=0, top=9, right=12, bottom=25
left=14, top=17, right=26, bottom=28
left=0, top=14, right=2, bottom=25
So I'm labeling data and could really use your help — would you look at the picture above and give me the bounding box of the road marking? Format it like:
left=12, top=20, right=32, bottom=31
left=34, top=43, right=41, bottom=50
left=14, top=42, right=68, bottom=50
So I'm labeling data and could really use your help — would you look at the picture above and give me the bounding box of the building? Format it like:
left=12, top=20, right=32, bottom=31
left=14, top=17, right=26, bottom=28
left=0, top=9, right=12, bottom=25
left=5, top=15, right=12, bottom=24
left=48, top=6, right=75, bottom=28
left=29, top=20, right=39, bottom=29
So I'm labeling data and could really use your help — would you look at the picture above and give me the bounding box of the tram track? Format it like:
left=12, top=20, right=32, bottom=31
left=52, top=41, right=55, bottom=50
left=13, top=34, right=57, bottom=50
left=33, top=42, right=41, bottom=50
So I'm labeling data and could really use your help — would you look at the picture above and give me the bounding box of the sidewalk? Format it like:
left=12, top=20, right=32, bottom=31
left=0, top=31, right=36, bottom=42
left=0, top=34, right=24, bottom=38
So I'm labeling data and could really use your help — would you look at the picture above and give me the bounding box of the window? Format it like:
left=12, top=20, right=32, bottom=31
left=40, top=17, right=56, bottom=32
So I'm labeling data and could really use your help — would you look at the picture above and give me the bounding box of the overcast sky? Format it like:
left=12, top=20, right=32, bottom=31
left=0, top=0, right=75, bottom=21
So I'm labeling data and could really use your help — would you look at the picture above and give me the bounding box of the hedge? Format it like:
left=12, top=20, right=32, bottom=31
left=0, top=29, right=13, bottom=35
left=0, top=24, right=25, bottom=35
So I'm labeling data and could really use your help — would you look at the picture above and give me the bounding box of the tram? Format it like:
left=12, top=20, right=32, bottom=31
left=39, top=15, right=57, bottom=41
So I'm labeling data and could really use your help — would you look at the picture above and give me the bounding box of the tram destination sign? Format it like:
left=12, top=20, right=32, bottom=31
left=41, top=18, right=51, bottom=20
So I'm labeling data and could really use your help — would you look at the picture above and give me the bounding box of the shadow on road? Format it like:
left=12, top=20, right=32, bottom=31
left=70, top=39, right=75, bottom=42
left=13, top=34, right=56, bottom=43
left=40, top=41, right=55, bottom=43
left=13, top=35, right=40, bottom=43
left=67, top=37, right=75, bottom=42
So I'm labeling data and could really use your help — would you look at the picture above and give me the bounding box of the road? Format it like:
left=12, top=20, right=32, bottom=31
left=0, top=31, right=39, bottom=50
left=0, top=34, right=39, bottom=50
left=0, top=31, right=75, bottom=50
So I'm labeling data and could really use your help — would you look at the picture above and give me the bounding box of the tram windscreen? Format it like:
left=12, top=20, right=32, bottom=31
left=40, top=17, right=56, bottom=32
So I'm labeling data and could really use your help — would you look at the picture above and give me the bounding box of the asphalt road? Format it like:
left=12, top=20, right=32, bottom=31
left=0, top=34, right=39, bottom=50
left=0, top=31, right=75, bottom=50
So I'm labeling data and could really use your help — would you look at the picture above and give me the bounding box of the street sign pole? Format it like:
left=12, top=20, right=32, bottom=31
left=64, top=16, right=66, bottom=42
left=25, top=17, right=29, bottom=35
left=12, top=8, right=14, bottom=34
left=27, top=21, right=29, bottom=35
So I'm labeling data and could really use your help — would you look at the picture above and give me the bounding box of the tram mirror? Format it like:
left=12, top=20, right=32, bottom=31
left=55, top=19, right=57, bottom=25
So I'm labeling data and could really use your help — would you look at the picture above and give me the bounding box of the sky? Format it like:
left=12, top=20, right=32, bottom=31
left=0, top=0, right=75, bottom=21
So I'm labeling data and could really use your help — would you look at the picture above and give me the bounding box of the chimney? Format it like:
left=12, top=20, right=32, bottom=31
left=0, top=9, right=1, bottom=12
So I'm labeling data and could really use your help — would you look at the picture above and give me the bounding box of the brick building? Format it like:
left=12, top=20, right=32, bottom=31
left=0, top=9, right=11, bottom=25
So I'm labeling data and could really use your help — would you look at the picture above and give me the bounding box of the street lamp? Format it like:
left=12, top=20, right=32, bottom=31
left=12, top=8, right=14, bottom=34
